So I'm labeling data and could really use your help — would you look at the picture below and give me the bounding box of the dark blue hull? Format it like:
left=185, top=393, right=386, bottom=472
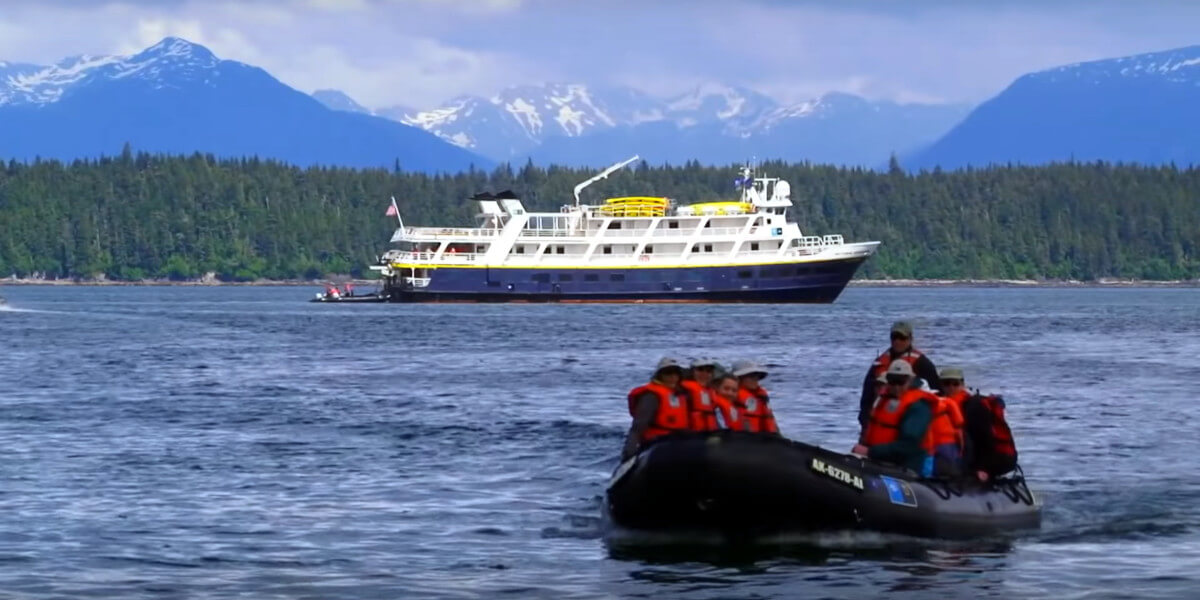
left=383, top=258, right=866, bottom=303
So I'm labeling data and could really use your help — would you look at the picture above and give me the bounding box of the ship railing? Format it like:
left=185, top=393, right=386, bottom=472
left=786, top=236, right=846, bottom=255
left=567, top=226, right=779, bottom=239
left=380, top=249, right=406, bottom=263
left=521, top=228, right=579, bottom=237
left=388, top=251, right=483, bottom=263
left=505, top=250, right=804, bottom=263
left=794, top=235, right=844, bottom=248
left=399, top=226, right=502, bottom=239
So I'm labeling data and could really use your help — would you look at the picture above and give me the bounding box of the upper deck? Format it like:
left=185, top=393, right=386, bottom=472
left=373, top=156, right=878, bottom=272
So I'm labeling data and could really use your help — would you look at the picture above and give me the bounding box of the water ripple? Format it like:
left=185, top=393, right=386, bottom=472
left=0, top=286, right=1197, bottom=598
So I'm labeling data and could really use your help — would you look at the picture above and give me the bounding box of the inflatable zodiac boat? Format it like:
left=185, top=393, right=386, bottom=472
left=605, top=431, right=1042, bottom=540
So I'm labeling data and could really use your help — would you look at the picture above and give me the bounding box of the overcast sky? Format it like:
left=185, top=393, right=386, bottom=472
left=1, top=0, right=1197, bottom=109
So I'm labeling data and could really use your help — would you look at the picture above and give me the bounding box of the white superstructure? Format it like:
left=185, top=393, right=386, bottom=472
left=372, top=156, right=878, bottom=286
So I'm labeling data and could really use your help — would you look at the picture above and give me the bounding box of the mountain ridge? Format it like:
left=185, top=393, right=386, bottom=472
left=0, top=37, right=489, bottom=172
left=322, top=82, right=969, bottom=167
left=908, top=44, right=1200, bottom=170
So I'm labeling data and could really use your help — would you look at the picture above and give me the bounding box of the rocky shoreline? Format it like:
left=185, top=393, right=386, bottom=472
left=848, top=278, right=1200, bottom=287
left=1, top=277, right=379, bottom=287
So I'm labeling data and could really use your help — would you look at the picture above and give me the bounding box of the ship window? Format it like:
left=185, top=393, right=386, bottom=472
left=556, top=246, right=565, bottom=254
left=610, top=274, right=625, bottom=282
left=608, top=222, right=622, bottom=229
left=704, top=244, right=713, bottom=252
left=738, top=270, right=753, bottom=279
left=668, top=221, right=679, bottom=229
left=585, top=274, right=599, bottom=282
left=515, top=246, right=525, bottom=254
left=558, top=274, right=573, bottom=282
left=532, top=273, right=550, bottom=283
left=751, top=242, right=760, bottom=251
left=645, top=245, right=654, bottom=254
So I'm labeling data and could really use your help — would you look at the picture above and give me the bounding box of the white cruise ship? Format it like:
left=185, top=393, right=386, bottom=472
left=368, top=156, right=878, bottom=302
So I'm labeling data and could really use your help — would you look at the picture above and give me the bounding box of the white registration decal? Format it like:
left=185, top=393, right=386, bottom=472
left=810, top=457, right=865, bottom=491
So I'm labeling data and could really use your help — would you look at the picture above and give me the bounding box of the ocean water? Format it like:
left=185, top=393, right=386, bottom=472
left=0, top=285, right=1197, bottom=599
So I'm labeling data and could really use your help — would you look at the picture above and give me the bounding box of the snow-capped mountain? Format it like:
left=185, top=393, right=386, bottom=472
left=531, top=92, right=970, bottom=167
left=910, top=44, right=1200, bottom=169
left=311, top=92, right=416, bottom=125
left=1, top=38, right=222, bottom=107
left=395, top=82, right=777, bottom=152
left=0, top=61, right=44, bottom=89
left=665, top=83, right=778, bottom=131
left=0, top=37, right=486, bottom=171
left=311, top=88, right=372, bottom=114
left=1032, top=45, right=1200, bottom=84
left=374, top=104, right=416, bottom=122
left=384, top=83, right=666, bottom=159
left=386, top=82, right=967, bottom=167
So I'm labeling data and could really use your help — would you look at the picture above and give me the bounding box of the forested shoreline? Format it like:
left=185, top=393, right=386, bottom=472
left=0, top=149, right=1197, bottom=281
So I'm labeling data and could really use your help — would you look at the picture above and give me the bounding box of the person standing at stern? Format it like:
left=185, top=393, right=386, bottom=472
left=859, top=321, right=941, bottom=432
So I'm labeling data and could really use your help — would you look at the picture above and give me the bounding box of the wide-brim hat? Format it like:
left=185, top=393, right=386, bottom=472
left=731, top=359, right=768, bottom=379
left=940, top=367, right=964, bottom=382
left=653, top=357, right=683, bottom=378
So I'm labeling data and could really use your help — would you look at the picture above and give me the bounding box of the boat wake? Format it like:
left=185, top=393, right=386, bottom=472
left=1034, top=483, right=1200, bottom=545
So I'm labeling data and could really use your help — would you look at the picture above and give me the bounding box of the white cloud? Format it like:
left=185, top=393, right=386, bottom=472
left=1, top=0, right=1199, bottom=111
left=306, top=0, right=370, bottom=11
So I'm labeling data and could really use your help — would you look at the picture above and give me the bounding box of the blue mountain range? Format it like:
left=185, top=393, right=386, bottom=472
left=6, top=37, right=1199, bottom=172
left=0, top=38, right=488, bottom=173
left=909, top=45, right=1200, bottom=170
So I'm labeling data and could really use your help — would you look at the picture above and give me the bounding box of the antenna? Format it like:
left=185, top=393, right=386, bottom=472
left=573, top=154, right=640, bottom=206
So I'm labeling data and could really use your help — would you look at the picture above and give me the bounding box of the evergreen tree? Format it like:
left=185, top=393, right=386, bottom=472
left=0, top=153, right=1195, bottom=281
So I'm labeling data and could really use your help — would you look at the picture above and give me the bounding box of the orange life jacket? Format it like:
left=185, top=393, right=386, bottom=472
left=862, top=388, right=937, bottom=453
left=929, top=395, right=965, bottom=457
left=944, top=388, right=971, bottom=406
left=870, top=347, right=924, bottom=379
left=680, top=380, right=722, bottom=432
left=736, top=387, right=779, bottom=434
left=627, top=382, right=692, bottom=443
left=714, top=394, right=744, bottom=431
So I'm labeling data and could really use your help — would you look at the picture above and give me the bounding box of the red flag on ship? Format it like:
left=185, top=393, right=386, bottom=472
left=385, top=204, right=398, bottom=216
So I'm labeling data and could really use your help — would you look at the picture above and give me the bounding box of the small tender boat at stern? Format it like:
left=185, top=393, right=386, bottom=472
left=310, top=286, right=388, bottom=303
left=606, top=432, right=1042, bottom=540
